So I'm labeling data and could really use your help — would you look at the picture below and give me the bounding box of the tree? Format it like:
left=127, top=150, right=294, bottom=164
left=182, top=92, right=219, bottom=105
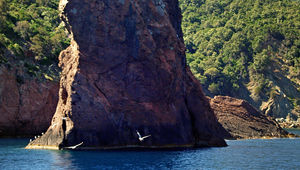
left=14, top=21, right=31, bottom=39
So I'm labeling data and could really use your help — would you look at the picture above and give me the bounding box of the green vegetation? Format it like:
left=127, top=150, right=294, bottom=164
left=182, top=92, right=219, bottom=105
left=0, top=0, right=69, bottom=79
left=179, top=0, right=300, bottom=99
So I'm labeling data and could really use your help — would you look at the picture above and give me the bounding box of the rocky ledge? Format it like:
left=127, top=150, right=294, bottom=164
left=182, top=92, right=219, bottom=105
left=209, top=96, right=296, bottom=139
left=26, top=0, right=228, bottom=150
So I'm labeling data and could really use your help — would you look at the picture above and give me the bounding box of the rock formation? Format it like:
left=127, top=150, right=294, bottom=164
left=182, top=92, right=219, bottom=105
left=0, top=65, right=58, bottom=136
left=209, top=96, right=291, bottom=139
left=26, top=0, right=228, bottom=150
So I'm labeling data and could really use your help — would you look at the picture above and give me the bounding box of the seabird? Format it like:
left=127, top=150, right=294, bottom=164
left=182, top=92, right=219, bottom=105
left=29, top=139, right=32, bottom=142
left=41, top=132, right=44, bottom=135
left=34, top=136, right=37, bottom=139
left=136, top=130, right=151, bottom=142
left=64, top=142, right=84, bottom=150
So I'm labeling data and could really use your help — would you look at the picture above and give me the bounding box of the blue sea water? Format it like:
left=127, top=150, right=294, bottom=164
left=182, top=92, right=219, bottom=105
left=0, top=129, right=300, bottom=170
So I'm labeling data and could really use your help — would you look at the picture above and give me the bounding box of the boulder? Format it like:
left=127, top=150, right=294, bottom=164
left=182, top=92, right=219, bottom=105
left=209, top=96, right=290, bottom=139
left=27, top=0, right=227, bottom=150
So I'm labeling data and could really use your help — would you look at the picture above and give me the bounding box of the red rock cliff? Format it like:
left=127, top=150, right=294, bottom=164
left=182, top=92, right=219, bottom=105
left=0, top=65, right=58, bottom=136
left=27, top=0, right=227, bottom=149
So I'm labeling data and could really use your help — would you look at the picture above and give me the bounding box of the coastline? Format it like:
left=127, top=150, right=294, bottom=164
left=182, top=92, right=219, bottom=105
left=224, top=133, right=300, bottom=141
left=25, top=144, right=197, bottom=151
left=25, top=132, right=300, bottom=151
left=2, top=132, right=300, bottom=169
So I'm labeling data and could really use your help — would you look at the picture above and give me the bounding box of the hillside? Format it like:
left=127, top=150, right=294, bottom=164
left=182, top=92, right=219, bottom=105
left=0, top=0, right=64, bottom=136
left=0, top=0, right=69, bottom=81
left=179, top=0, right=300, bottom=119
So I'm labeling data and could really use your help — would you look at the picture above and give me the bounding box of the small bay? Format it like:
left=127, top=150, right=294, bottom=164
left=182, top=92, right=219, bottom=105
left=0, top=129, right=299, bottom=170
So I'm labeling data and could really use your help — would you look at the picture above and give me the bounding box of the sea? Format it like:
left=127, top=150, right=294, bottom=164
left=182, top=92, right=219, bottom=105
left=0, top=129, right=299, bottom=170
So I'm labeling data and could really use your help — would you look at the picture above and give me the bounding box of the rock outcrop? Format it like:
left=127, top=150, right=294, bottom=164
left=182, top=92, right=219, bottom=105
left=0, top=65, right=58, bottom=137
left=209, top=96, right=291, bottom=139
left=27, top=0, right=228, bottom=150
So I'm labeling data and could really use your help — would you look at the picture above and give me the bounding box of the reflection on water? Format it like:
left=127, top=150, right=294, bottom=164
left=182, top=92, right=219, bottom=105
left=48, top=149, right=184, bottom=169
left=0, top=129, right=300, bottom=169
left=50, top=151, right=77, bottom=169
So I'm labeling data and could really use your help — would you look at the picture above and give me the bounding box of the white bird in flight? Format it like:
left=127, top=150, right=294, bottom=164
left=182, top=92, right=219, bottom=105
left=136, top=130, right=151, bottom=142
left=64, top=142, right=84, bottom=150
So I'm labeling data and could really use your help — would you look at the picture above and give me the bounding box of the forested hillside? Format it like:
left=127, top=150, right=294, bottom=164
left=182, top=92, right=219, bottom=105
left=0, top=0, right=68, bottom=80
left=179, top=0, right=300, bottom=119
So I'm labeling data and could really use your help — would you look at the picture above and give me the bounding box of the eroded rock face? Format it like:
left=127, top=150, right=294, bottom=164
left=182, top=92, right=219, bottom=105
left=210, top=96, right=289, bottom=139
left=27, top=0, right=227, bottom=149
left=0, top=66, right=58, bottom=136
